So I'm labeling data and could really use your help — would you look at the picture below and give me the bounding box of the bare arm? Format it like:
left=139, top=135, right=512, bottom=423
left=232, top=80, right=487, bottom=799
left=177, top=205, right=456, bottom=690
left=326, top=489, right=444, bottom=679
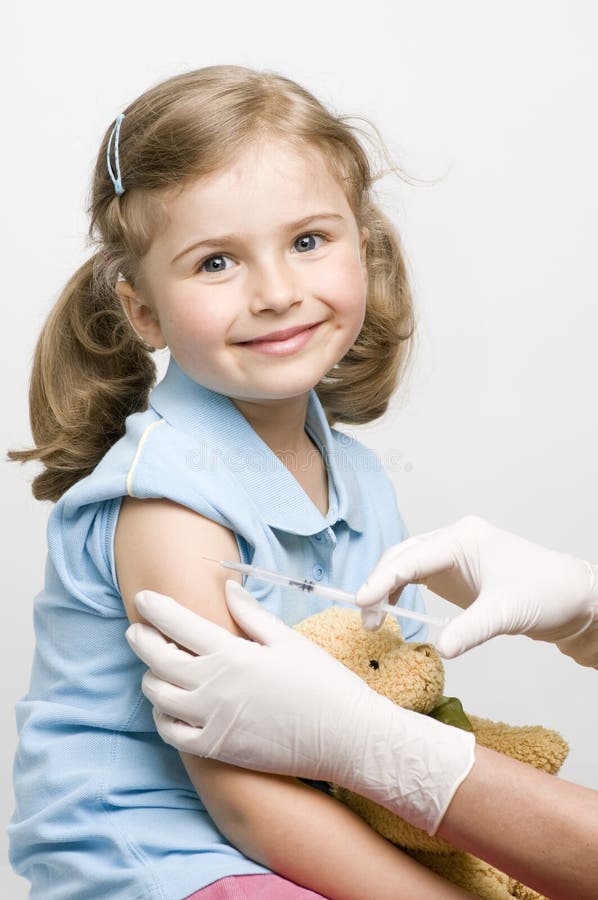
left=438, top=744, right=598, bottom=900
left=184, top=755, right=473, bottom=900
left=115, top=497, right=471, bottom=900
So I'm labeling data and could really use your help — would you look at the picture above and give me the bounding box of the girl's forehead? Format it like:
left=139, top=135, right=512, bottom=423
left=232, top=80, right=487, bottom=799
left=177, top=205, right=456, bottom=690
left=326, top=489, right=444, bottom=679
left=158, top=140, right=352, bottom=242
left=169, top=139, right=343, bottom=210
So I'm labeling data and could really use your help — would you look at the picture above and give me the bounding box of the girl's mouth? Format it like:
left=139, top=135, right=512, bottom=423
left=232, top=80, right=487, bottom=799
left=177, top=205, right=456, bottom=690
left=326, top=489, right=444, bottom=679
left=238, top=322, right=322, bottom=356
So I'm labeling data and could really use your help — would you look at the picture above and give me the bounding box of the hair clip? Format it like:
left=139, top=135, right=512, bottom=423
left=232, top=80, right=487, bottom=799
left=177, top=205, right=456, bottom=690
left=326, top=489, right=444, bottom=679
left=107, top=113, right=126, bottom=196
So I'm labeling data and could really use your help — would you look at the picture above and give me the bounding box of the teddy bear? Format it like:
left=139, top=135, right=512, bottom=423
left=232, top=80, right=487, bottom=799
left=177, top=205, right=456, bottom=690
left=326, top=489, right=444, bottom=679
left=293, top=606, right=569, bottom=900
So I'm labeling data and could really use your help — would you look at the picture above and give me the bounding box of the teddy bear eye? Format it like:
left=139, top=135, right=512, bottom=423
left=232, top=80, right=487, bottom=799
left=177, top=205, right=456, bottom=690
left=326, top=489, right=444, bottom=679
left=368, top=659, right=379, bottom=670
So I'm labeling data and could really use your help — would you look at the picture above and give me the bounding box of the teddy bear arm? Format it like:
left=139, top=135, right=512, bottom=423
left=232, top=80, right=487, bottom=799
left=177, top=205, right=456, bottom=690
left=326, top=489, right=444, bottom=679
left=468, top=714, right=569, bottom=774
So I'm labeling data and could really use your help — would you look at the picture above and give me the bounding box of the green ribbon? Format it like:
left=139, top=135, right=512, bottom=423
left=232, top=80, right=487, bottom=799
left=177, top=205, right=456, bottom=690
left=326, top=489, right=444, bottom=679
left=428, top=696, right=474, bottom=732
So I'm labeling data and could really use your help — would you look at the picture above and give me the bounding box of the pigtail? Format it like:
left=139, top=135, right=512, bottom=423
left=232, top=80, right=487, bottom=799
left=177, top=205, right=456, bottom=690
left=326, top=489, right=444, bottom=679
left=7, top=254, right=156, bottom=502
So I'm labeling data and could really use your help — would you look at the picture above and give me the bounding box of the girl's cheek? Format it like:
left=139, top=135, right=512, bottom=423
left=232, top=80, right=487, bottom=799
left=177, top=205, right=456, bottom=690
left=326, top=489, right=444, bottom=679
left=307, top=261, right=362, bottom=308
left=176, top=292, right=233, bottom=334
left=335, top=268, right=368, bottom=318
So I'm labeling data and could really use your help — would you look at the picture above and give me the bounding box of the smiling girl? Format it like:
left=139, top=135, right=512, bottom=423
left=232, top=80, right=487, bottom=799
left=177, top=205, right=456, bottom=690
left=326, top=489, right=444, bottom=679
left=8, top=66, right=467, bottom=899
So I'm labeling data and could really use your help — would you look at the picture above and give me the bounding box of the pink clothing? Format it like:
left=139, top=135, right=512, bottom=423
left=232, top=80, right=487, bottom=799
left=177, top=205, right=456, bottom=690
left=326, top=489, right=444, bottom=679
left=184, top=873, right=328, bottom=899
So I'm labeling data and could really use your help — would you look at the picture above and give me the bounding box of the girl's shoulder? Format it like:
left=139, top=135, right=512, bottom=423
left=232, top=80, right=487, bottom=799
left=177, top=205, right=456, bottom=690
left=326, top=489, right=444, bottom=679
left=58, top=402, right=239, bottom=516
left=47, top=405, right=249, bottom=616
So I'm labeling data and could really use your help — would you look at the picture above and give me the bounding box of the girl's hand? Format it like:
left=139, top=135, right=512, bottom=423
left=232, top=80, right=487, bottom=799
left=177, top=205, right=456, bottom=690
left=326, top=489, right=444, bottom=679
left=125, top=581, right=475, bottom=835
left=355, top=515, right=598, bottom=666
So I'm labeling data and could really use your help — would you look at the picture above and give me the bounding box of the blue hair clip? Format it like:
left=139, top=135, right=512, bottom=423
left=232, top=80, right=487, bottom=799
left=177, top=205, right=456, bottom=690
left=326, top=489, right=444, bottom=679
left=107, top=113, right=126, bottom=196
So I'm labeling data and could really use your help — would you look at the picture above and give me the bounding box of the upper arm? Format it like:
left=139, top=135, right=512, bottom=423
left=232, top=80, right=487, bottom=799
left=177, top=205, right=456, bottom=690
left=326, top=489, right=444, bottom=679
left=113, top=496, right=244, bottom=635
left=114, top=498, right=278, bottom=826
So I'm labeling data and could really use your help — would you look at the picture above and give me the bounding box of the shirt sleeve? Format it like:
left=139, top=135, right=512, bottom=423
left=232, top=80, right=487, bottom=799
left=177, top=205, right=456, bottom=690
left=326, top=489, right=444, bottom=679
left=48, top=494, right=125, bottom=614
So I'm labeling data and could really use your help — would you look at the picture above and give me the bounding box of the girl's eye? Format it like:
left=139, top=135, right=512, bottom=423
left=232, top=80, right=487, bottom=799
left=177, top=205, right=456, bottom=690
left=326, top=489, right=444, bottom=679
left=198, top=254, right=234, bottom=275
left=293, top=232, right=327, bottom=253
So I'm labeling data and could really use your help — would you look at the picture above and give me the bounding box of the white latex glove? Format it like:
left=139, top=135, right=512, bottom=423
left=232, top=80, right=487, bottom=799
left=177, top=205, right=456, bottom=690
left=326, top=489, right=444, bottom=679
left=356, top=515, right=598, bottom=666
left=125, top=581, right=476, bottom=836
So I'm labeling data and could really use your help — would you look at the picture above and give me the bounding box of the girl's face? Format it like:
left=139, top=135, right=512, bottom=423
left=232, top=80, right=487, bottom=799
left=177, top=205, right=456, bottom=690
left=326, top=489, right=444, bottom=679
left=120, top=138, right=369, bottom=404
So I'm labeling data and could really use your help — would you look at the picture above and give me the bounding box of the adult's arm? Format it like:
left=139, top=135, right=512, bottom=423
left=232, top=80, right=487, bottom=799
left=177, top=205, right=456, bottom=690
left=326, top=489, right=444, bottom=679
left=438, top=744, right=598, bottom=900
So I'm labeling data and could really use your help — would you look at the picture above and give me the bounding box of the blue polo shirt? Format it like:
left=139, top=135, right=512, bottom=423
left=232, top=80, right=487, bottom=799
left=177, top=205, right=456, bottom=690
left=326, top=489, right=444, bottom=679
left=9, top=356, right=426, bottom=900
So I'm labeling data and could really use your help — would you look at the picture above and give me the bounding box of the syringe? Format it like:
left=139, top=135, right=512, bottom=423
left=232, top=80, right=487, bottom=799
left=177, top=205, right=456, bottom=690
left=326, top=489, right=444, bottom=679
left=202, top=557, right=450, bottom=628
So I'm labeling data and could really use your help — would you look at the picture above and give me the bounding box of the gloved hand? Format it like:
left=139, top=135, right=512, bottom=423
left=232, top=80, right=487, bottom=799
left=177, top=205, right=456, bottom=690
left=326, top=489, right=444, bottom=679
left=356, top=515, right=598, bottom=666
left=126, top=580, right=476, bottom=836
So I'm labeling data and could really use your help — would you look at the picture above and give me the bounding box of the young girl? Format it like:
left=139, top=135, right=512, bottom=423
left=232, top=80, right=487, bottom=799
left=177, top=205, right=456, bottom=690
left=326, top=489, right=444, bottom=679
left=8, top=66, right=469, bottom=899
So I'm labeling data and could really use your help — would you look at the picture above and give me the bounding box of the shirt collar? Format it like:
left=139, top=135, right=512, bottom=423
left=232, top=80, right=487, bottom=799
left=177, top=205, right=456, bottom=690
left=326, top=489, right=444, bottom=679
left=148, top=356, right=365, bottom=536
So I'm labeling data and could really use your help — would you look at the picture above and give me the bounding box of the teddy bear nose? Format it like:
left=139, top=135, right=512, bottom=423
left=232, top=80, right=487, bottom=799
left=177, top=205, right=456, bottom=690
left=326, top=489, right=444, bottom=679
left=368, top=659, right=380, bottom=670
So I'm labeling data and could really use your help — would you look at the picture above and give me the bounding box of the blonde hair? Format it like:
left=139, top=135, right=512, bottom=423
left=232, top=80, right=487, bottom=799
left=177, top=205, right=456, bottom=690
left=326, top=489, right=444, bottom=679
left=8, top=65, right=415, bottom=502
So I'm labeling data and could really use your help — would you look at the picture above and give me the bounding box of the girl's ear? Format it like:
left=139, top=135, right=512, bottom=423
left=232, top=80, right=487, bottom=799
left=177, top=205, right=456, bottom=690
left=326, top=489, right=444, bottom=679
left=116, top=281, right=167, bottom=350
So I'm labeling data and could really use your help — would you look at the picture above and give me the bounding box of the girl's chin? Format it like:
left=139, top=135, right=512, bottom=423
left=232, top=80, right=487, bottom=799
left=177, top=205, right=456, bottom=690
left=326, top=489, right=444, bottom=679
left=182, top=344, right=341, bottom=397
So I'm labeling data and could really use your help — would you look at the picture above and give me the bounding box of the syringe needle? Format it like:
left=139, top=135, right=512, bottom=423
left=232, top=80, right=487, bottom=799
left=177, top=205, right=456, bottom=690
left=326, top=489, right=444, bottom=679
left=203, top=557, right=449, bottom=629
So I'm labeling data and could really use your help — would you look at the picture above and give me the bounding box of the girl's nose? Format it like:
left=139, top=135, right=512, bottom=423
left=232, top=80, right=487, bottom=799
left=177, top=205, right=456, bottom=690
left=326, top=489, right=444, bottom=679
left=249, top=257, right=304, bottom=314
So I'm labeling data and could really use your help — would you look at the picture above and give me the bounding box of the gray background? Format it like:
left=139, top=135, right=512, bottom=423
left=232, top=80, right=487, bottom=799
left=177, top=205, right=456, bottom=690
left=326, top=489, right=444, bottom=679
left=2, top=1, right=597, bottom=895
